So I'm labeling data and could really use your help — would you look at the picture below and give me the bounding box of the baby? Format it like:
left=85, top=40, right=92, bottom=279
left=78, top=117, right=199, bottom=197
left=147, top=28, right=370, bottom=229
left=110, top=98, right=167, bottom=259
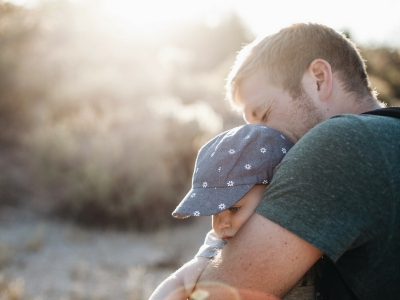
left=149, top=124, right=294, bottom=300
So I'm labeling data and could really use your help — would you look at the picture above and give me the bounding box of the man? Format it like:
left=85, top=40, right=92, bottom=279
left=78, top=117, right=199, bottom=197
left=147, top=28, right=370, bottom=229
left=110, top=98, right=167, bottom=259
left=193, top=23, right=400, bottom=299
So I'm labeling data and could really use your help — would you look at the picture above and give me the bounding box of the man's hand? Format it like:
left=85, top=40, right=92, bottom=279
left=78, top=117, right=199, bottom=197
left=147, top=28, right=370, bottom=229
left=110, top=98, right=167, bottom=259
left=193, top=213, right=323, bottom=299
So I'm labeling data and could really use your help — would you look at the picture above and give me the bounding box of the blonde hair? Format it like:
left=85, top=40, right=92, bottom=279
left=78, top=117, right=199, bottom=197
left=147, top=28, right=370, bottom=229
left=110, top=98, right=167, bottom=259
left=226, top=23, right=376, bottom=109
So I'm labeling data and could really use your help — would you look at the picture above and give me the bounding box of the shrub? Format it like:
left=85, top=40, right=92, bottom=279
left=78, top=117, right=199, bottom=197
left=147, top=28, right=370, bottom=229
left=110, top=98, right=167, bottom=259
left=0, top=2, right=39, bottom=146
left=25, top=99, right=218, bottom=231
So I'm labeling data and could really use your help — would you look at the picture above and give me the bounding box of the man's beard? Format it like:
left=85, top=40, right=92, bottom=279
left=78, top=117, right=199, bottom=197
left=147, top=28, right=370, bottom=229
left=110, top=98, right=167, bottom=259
left=291, top=90, right=326, bottom=142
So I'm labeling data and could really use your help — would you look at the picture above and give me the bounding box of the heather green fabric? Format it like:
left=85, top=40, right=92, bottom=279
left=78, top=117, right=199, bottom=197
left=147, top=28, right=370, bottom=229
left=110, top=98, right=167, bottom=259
left=256, top=113, right=400, bottom=300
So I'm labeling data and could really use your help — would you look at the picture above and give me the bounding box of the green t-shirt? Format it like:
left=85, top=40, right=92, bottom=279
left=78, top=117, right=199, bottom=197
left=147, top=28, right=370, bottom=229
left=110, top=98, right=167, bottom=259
left=256, top=113, right=400, bottom=300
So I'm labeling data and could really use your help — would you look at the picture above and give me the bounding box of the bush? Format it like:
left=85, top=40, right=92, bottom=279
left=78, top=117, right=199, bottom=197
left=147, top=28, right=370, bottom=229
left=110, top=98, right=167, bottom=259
left=25, top=99, right=218, bottom=230
left=0, top=2, right=40, bottom=146
left=2, top=0, right=242, bottom=230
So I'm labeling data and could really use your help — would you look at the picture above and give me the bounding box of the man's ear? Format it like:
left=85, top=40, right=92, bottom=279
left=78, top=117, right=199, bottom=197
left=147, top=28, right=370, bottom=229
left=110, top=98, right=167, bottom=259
left=308, top=59, right=332, bottom=101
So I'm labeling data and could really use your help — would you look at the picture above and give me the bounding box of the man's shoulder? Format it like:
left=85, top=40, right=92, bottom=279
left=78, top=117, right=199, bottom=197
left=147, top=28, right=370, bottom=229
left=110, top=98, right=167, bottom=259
left=284, top=112, right=400, bottom=171
left=322, top=111, right=399, bottom=128
left=318, top=111, right=396, bottom=129
left=293, top=114, right=364, bottom=150
left=299, top=112, right=400, bottom=146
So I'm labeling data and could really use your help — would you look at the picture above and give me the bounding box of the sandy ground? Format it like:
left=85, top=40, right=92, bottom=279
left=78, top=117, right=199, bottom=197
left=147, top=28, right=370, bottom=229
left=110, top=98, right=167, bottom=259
left=0, top=205, right=211, bottom=300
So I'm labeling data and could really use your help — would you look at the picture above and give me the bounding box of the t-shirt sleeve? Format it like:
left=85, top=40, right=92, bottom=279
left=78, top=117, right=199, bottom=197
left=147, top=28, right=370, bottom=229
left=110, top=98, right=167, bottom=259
left=256, top=115, right=391, bottom=262
left=195, top=229, right=227, bottom=258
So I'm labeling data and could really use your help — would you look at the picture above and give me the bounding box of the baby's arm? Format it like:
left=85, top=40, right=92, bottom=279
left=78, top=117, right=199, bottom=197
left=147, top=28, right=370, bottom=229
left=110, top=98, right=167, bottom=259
left=149, top=230, right=226, bottom=300
left=148, top=256, right=209, bottom=300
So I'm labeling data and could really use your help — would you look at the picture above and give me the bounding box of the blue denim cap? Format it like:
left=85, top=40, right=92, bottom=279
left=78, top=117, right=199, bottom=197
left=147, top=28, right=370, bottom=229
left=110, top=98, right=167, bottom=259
left=172, top=124, right=293, bottom=218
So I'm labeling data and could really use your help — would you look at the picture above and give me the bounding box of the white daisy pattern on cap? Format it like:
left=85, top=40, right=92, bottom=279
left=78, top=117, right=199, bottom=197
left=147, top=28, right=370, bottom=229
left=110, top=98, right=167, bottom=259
left=171, top=124, right=294, bottom=220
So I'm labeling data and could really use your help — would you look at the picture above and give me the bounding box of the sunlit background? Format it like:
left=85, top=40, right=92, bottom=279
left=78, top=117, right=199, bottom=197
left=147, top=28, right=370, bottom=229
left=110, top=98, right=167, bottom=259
left=0, top=0, right=399, bottom=299
left=9, top=0, right=400, bottom=47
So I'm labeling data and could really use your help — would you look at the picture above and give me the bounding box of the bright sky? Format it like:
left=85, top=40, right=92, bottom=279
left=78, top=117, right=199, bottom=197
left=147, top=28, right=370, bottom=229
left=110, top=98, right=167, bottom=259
left=8, top=0, right=400, bottom=47
left=235, top=0, right=400, bottom=47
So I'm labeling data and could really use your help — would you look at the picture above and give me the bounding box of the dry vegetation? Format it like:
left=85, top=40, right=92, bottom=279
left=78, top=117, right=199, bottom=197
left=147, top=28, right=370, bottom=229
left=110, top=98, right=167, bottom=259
left=0, top=206, right=211, bottom=300
left=0, top=0, right=247, bottom=230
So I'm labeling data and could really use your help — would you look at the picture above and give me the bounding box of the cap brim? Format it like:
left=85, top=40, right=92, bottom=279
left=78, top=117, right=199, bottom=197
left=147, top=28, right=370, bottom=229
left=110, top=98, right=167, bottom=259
left=172, top=184, right=254, bottom=219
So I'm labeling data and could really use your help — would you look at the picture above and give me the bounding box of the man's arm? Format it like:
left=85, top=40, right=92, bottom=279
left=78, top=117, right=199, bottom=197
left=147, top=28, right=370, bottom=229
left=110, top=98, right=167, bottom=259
left=194, top=213, right=323, bottom=299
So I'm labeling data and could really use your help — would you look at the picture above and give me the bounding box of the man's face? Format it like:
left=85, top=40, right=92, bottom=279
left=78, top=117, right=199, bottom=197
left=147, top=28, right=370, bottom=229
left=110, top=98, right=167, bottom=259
left=235, top=70, right=325, bottom=143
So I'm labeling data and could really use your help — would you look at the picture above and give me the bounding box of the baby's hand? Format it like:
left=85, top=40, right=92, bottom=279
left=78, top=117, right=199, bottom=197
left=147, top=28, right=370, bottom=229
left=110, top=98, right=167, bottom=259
left=189, top=289, right=210, bottom=300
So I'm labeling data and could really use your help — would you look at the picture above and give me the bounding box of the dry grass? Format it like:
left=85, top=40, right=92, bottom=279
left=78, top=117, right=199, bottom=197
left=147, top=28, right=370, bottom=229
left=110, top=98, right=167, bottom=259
left=0, top=181, right=210, bottom=300
left=23, top=224, right=46, bottom=253
left=0, top=244, right=13, bottom=270
left=127, top=265, right=147, bottom=300
left=3, top=232, right=159, bottom=300
left=0, top=275, right=25, bottom=300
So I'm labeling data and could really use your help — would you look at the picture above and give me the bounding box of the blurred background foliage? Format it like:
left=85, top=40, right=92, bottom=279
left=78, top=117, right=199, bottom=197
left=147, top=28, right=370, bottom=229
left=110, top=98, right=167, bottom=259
left=0, top=0, right=399, bottom=231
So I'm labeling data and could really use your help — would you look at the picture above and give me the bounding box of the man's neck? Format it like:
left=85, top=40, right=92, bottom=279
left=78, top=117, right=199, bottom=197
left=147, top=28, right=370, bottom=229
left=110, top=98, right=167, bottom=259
left=350, top=98, right=384, bottom=114
left=333, top=95, right=383, bottom=117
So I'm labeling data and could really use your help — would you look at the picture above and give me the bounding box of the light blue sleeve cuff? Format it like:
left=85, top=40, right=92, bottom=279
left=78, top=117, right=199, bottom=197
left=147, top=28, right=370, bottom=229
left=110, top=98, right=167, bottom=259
left=195, top=229, right=227, bottom=258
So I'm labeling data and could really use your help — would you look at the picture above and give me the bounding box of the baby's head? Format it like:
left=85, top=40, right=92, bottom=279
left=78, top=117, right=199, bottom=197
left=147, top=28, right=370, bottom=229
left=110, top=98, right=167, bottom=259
left=172, top=124, right=293, bottom=239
